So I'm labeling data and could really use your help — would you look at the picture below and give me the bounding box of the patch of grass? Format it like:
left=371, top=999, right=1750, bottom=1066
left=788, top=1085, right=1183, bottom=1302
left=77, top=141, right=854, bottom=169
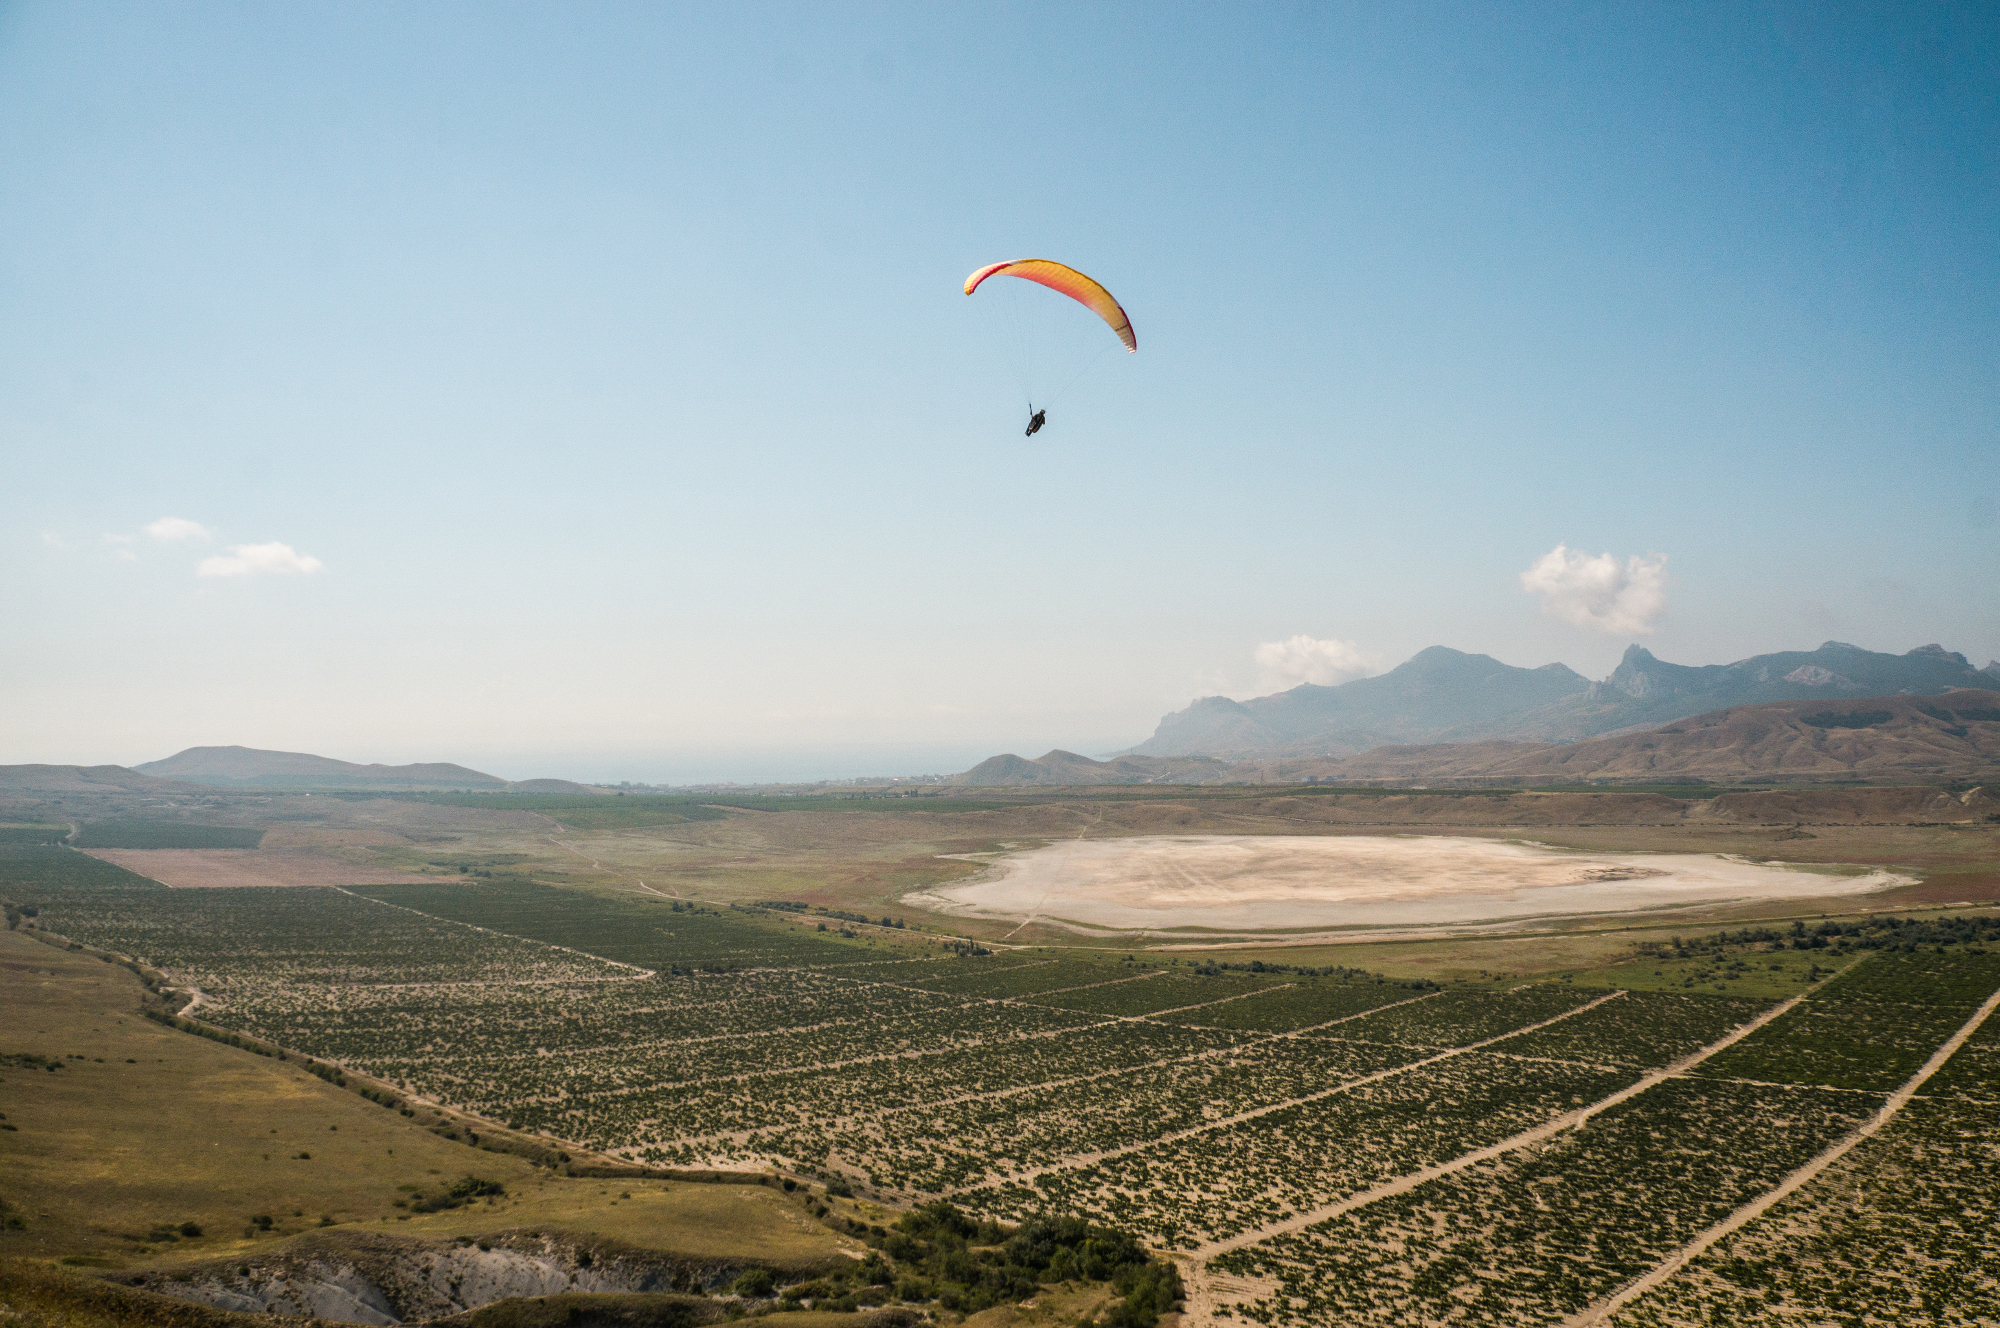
left=378, top=793, right=738, bottom=831
left=0, top=928, right=857, bottom=1270
left=349, top=876, right=876, bottom=970
left=74, top=822, right=265, bottom=850
left=0, top=845, right=165, bottom=894
left=405, top=1187, right=854, bottom=1261
left=1566, top=945, right=1858, bottom=998
left=0, top=1258, right=266, bottom=1327
left=0, top=824, right=70, bottom=846
left=374, top=790, right=1084, bottom=817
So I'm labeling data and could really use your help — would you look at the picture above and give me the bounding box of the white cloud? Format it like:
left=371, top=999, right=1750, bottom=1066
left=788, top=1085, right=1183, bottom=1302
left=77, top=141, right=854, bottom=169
left=197, top=542, right=326, bottom=578
left=1520, top=544, right=1667, bottom=635
left=146, top=516, right=213, bottom=542
left=1253, top=635, right=1377, bottom=687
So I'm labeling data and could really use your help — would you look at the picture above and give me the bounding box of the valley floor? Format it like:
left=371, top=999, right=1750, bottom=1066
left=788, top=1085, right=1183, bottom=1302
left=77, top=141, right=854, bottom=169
left=8, top=843, right=2000, bottom=1324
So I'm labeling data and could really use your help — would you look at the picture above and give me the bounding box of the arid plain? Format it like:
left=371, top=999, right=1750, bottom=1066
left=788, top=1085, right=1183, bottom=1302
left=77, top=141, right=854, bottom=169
left=6, top=780, right=2000, bottom=1326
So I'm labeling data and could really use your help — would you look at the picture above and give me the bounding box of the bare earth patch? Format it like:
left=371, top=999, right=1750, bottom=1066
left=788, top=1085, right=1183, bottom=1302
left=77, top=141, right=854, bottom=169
left=912, top=835, right=1911, bottom=935
left=82, top=847, right=443, bottom=889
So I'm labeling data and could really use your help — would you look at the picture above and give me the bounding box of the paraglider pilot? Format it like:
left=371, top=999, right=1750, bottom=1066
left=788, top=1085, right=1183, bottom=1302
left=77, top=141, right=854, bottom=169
left=1025, top=407, right=1046, bottom=438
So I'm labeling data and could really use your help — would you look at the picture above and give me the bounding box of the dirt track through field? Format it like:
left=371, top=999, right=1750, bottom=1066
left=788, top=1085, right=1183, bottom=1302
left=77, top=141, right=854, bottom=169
left=331, top=888, right=656, bottom=976
left=817, top=966, right=1287, bottom=1027
left=1020, top=968, right=1163, bottom=998
left=1126, top=984, right=1296, bottom=1020
left=645, top=989, right=1454, bottom=1160
left=617, top=983, right=1401, bottom=1149
left=944, top=989, right=1624, bottom=1199
left=286, top=889, right=1487, bottom=1179
left=282, top=886, right=1486, bottom=1185
left=1179, top=988, right=1813, bottom=1322
left=1566, top=978, right=2000, bottom=1327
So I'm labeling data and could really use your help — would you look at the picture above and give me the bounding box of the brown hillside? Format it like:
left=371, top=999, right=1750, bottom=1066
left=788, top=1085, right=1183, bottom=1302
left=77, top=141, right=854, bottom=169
left=1332, top=688, right=2000, bottom=783
left=0, top=764, right=196, bottom=795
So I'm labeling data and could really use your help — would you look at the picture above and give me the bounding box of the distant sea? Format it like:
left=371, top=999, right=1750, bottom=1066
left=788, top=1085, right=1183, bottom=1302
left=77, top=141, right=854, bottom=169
left=460, top=740, right=1136, bottom=789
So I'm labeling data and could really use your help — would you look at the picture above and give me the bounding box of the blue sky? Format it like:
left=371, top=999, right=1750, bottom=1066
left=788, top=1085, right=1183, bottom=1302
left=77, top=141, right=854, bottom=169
left=3, top=2, right=1996, bottom=781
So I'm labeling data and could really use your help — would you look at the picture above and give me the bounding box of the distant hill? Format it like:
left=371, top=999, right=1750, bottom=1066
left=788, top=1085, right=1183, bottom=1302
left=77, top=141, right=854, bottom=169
left=1130, top=641, right=2000, bottom=759
left=1130, top=647, right=1590, bottom=758
left=504, top=778, right=605, bottom=794
left=952, top=750, right=1232, bottom=787
left=135, top=746, right=509, bottom=791
left=1329, top=688, right=2000, bottom=784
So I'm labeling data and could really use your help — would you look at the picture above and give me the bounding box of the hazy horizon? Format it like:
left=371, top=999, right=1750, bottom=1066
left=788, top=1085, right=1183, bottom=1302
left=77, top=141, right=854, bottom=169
left=71, top=632, right=2000, bottom=787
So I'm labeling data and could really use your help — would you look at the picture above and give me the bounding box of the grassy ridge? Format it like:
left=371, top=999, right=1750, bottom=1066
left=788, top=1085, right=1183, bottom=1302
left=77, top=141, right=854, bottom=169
left=0, top=1259, right=270, bottom=1328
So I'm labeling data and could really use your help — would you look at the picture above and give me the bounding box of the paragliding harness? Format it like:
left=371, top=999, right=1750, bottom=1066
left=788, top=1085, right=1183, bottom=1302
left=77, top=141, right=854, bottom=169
left=1025, top=406, right=1047, bottom=438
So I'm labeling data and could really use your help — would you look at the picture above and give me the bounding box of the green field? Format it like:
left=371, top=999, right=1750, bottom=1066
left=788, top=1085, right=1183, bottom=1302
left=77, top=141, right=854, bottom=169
left=73, top=821, right=267, bottom=850
left=0, top=825, right=70, bottom=846
left=1, top=844, right=167, bottom=892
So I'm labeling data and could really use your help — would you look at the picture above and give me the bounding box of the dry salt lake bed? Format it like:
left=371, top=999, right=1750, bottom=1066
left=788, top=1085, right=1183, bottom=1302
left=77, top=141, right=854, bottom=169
left=909, top=834, right=1912, bottom=939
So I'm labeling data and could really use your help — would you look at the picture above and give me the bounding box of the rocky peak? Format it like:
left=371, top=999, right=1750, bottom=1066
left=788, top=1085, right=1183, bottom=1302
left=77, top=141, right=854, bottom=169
left=1596, top=644, right=1667, bottom=699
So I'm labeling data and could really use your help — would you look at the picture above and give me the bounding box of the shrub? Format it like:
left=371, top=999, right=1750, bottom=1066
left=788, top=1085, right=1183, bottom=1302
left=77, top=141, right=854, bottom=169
left=1104, top=1262, right=1183, bottom=1328
left=733, top=1268, right=777, bottom=1298
left=406, top=1176, right=506, bottom=1213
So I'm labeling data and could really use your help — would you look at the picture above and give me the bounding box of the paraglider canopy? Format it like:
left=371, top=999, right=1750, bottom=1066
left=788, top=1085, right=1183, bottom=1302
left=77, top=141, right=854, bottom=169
left=963, top=260, right=1136, bottom=352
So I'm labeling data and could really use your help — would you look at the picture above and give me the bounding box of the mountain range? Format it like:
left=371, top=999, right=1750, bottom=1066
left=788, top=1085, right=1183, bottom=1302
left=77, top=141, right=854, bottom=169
left=953, top=687, right=2000, bottom=787
left=1126, top=641, right=2000, bottom=759
left=1326, top=688, right=2000, bottom=784
left=134, top=746, right=506, bottom=790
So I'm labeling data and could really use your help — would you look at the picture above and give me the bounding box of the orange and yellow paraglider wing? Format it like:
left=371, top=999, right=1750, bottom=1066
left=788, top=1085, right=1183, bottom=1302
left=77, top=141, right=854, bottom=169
left=963, top=259, right=1136, bottom=352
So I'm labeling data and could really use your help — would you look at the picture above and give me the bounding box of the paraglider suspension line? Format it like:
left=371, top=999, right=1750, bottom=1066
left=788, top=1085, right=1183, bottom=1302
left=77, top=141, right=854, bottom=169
left=1040, top=340, right=1119, bottom=411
